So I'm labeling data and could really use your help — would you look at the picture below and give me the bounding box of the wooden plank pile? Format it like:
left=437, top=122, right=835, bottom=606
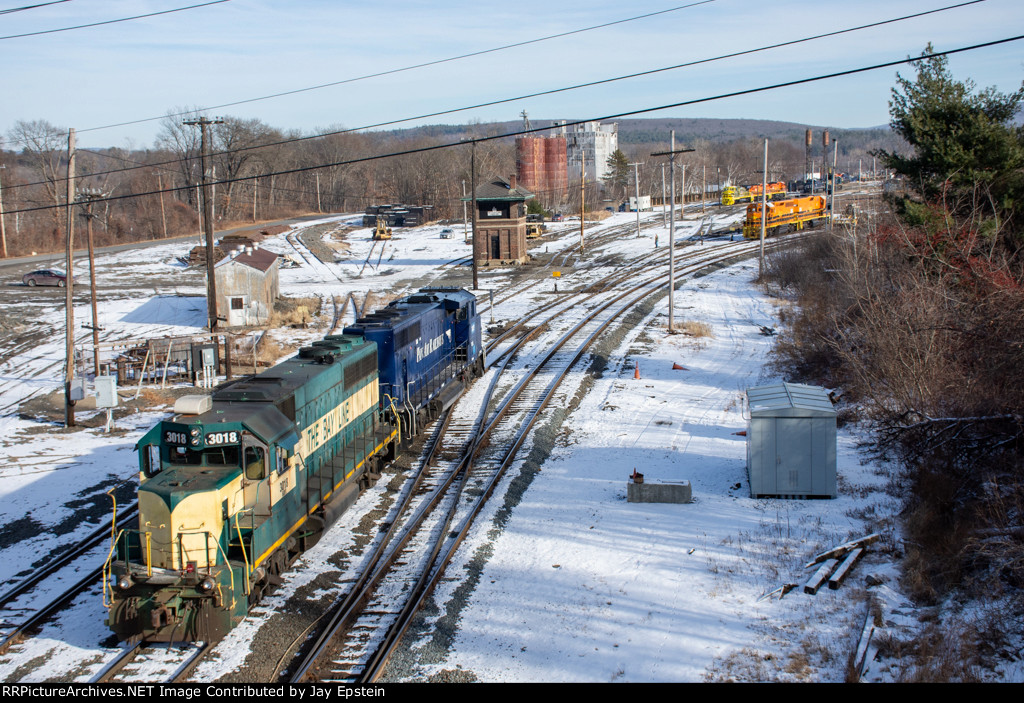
left=758, top=533, right=880, bottom=601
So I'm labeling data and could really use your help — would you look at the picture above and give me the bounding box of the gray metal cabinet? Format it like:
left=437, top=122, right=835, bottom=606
left=745, top=383, right=836, bottom=498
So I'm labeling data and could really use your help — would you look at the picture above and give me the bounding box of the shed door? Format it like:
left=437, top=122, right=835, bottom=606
left=228, top=296, right=246, bottom=326
left=776, top=419, right=812, bottom=493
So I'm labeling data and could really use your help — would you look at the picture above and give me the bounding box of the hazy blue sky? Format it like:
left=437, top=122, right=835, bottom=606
left=3, top=0, right=1023, bottom=149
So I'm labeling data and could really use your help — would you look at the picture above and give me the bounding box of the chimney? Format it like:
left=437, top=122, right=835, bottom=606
left=509, top=174, right=517, bottom=190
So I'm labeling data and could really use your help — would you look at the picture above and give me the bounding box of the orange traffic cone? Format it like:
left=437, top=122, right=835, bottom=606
left=672, top=362, right=688, bottom=371
left=634, top=361, right=640, bottom=380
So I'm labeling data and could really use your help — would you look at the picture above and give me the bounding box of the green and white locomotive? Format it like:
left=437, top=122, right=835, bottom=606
left=105, top=287, right=483, bottom=642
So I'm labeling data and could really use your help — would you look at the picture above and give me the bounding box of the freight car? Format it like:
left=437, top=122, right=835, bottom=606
left=742, top=195, right=827, bottom=239
left=104, top=287, right=483, bottom=643
left=720, top=182, right=787, bottom=206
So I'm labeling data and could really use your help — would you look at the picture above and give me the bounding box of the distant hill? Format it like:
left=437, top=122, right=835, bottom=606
left=379, top=116, right=890, bottom=141
left=377, top=116, right=900, bottom=157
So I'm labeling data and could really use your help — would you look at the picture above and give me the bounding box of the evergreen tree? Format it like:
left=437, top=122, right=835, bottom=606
left=878, top=44, right=1024, bottom=237
left=603, top=149, right=630, bottom=201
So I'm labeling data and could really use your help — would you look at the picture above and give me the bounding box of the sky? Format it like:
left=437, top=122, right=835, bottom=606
left=1, top=0, right=1023, bottom=150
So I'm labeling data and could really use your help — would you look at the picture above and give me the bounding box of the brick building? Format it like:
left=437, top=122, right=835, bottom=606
left=469, top=176, right=534, bottom=267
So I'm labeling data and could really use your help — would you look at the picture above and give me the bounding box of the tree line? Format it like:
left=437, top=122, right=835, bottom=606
left=0, top=112, right=898, bottom=258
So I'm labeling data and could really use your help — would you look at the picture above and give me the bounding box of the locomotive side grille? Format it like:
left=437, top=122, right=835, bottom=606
left=396, top=321, right=421, bottom=349
left=344, top=354, right=376, bottom=389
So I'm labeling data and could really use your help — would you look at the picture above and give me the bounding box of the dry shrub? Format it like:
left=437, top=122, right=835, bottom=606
left=765, top=205, right=1024, bottom=602
left=679, top=320, right=714, bottom=338
left=271, top=296, right=321, bottom=328
left=232, top=334, right=293, bottom=369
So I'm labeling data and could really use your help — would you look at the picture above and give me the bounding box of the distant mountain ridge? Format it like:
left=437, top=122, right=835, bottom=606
left=379, top=116, right=892, bottom=146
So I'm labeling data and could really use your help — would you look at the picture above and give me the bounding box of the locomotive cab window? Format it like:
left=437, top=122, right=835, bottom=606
left=143, top=445, right=161, bottom=477
left=243, top=435, right=268, bottom=480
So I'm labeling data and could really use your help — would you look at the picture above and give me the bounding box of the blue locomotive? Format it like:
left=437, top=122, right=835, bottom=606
left=104, top=288, right=483, bottom=642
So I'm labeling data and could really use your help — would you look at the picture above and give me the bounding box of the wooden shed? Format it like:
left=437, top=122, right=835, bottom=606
left=745, top=382, right=837, bottom=499
left=215, top=245, right=280, bottom=327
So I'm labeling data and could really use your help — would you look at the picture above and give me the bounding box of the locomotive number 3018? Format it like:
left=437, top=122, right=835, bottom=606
left=205, top=431, right=240, bottom=446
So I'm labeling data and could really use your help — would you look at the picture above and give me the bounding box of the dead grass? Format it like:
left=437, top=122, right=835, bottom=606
left=231, top=334, right=294, bottom=369
left=271, top=295, right=320, bottom=328
left=679, top=320, right=714, bottom=338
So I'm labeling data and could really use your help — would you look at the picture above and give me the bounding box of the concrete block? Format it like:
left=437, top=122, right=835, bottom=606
left=627, top=480, right=692, bottom=504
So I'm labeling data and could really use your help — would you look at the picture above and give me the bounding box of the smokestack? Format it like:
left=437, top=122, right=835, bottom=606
left=805, top=129, right=812, bottom=147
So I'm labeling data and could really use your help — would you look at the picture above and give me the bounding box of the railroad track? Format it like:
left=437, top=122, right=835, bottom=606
left=282, top=232, right=782, bottom=683
left=92, top=640, right=212, bottom=683
left=0, top=501, right=138, bottom=653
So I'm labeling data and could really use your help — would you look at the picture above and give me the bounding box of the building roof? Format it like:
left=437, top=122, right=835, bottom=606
left=216, top=246, right=280, bottom=273
left=468, top=177, right=534, bottom=202
left=746, top=382, right=836, bottom=417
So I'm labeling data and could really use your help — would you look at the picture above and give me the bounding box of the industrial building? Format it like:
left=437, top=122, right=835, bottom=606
left=516, top=133, right=568, bottom=207
left=215, top=244, right=281, bottom=327
left=561, top=121, right=619, bottom=184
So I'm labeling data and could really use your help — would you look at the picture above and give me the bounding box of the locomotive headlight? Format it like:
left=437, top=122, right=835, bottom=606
left=116, top=575, right=133, bottom=591
left=190, top=427, right=200, bottom=437
left=190, top=437, right=200, bottom=446
left=197, top=577, right=216, bottom=593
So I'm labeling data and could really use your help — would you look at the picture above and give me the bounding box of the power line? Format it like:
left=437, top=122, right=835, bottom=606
left=5, top=0, right=988, bottom=191
left=69, top=1, right=716, bottom=137
left=0, top=0, right=229, bottom=41
left=7, top=34, right=1022, bottom=217
left=0, top=1, right=72, bottom=15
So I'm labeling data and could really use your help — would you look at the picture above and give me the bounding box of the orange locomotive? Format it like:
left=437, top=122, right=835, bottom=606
left=742, top=195, right=826, bottom=239
left=721, top=182, right=787, bottom=205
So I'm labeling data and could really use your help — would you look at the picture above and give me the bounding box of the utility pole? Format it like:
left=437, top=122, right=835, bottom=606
left=461, top=180, right=468, bottom=242
left=316, top=172, right=322, bottom=213
left=702, top=164, right=706, bottom=216
left=64, top=128, right=76, bottom=428
left=579, top=149, right=585, bottom=254
left=155, top=172, right=168, bottom=239
left=0, top=164, right=7, bottom=258
left=629, top=162, right=643, bottom=238
left=829, top=138, right=839, bottom=231
left=652, top=132, right=694, bottom=334
left=470, top=140, right=478, bottom=290
left=759, top=139, right=768, bottom=278
left=79, top=188, right=107, bottom=375
left=184, top=116, right=224, bottom=332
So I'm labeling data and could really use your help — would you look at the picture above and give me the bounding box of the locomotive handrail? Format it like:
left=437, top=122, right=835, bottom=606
left=175, top=529, right=215, bottom=572
left=383, top=394, right=402, bottom=443
left=233, top=510, right=252, bottom=595
left=102, top=528, right=127, bottom=609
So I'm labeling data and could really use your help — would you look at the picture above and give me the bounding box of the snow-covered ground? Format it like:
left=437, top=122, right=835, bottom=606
left=0, top=205, right=975, bottom=682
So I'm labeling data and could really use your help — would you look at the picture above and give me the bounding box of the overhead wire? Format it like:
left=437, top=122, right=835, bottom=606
left=0, top=0, right=72, bottom=15
left=69, top=1, right=718, bottom=137
left=0, top=0, right=228, bottom=41
left=6, top=34, right=1023, bottom=217
left=4, top=0, right=989, bottom=191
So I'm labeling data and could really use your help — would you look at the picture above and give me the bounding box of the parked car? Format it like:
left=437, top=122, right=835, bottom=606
left=23, top=269, right=66, bottom=287
left=440, top=228, right=454, bottom=239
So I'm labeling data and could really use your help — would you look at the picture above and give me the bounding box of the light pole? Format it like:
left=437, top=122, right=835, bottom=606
left=629, top=162, right=643, bottom=238
left=652, top=131, right=694, bottom=334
